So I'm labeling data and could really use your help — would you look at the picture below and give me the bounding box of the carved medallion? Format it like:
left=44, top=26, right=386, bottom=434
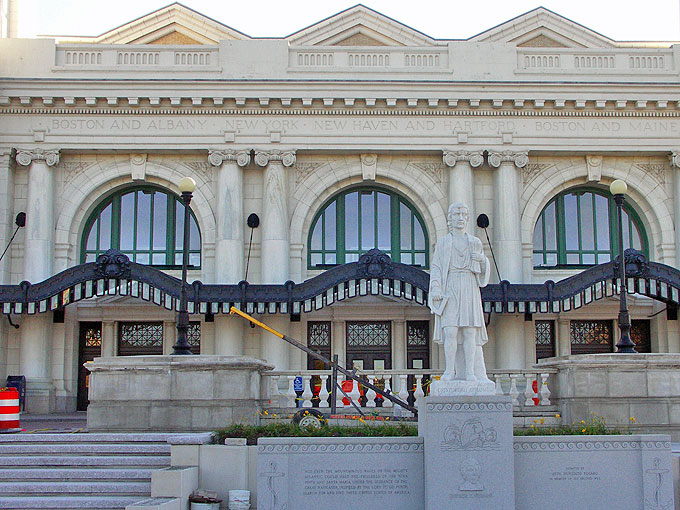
left=94, top=249, right=132, bottom=279
left=357, top=248, right=393, bottom=278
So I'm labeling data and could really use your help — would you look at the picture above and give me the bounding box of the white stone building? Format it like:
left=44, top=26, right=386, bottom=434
left=1, top=3, right=679, bottom=415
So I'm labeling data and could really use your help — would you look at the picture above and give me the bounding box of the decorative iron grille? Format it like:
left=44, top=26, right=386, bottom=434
left=346, top=321, right=390, bottom=347
left=631, top=320, right=651, bottom=353
left=119, top=322, right=163, bottom=348
left=570, top=320, right=613, bottom=354
left=308, top=322, right=331, bottom=347
left=535, top=320, right=555, bottom=359
left=407, top=321, right=429, bottom=346
left=535, top=320, right=554, bottom=345
left=188, top=322, right=201, bottom=347
left=83, top=327, right=102, bottom=347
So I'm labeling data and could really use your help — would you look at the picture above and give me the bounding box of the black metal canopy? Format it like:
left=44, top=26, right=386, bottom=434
left=0, top=248, right=677, bottom=316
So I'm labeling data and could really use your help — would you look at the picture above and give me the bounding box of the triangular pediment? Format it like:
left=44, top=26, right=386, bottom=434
left=54, top=3, right=249, bottom=44
left=470, top=7, right=615, bottom=48
left=287, top=4, right=436, bottom=47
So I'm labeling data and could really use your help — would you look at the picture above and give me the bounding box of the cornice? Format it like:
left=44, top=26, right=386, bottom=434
left=2, top=106, right=680, bottom=118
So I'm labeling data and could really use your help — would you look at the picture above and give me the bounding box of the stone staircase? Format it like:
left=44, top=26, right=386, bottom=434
left=0, top=433, right=178, bottom=510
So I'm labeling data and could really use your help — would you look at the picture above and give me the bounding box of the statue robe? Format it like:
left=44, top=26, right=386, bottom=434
left=428, top=232, right=490, bottom=345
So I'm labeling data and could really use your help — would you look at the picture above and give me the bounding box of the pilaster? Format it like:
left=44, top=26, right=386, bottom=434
left=0, top=150, right=15, bottom=285
left=15, top=148, right=59, bottom=283
left=671, top=152, right=680, bottom=268
left=443, top=150, right=483, bottom=235
left=488, top=150, right=527, bottom=284
left=209, top=149, right=250, bottom=284
left=101, top=321, right=115, bottom=357
left=255, top=150, right=295, bottom=369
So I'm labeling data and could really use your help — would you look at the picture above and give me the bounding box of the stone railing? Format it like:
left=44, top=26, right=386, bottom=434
left=517, top=47, right=674, bottom=74
left=289, top=46, right=450, bottom=72
left=55, top=45, right=220, bottom=70
left=263, top=368, right=556, bottom=413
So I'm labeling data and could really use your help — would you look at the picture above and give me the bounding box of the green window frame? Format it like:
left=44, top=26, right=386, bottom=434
left=81, top=186, right=201, bottom=269
left=533, top=188, right=647, bottom=269
left=308, top=187, right=429, bottom=269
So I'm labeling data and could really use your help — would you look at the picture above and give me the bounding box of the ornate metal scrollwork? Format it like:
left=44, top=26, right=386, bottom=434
left=94, top=249, right=131, bottom=279
left=613, top=249, right=649, bottom=278
left=357, top=248, right=393, bottom=278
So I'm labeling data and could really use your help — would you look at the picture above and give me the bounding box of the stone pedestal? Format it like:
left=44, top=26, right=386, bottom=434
left=429, top=379, right=495, bottom=397
left=86, top=355, right=273, bottom=431
left=420, top=396, right=514, bottom=510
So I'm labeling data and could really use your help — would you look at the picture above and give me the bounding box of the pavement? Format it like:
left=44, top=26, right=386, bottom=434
left=8, top=412, right=88, bottom=433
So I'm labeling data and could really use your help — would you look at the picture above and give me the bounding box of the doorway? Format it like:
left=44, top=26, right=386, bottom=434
left=77, top=322, right=102, bottom=411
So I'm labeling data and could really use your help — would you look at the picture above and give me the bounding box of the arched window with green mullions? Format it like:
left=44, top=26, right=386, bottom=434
left=81, top=186, right=201, bottom=268
left=308, top=187, right=428, bottom=269
left=533, top=187, right=647, bottom=268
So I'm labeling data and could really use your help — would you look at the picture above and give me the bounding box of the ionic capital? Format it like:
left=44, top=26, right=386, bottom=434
left=254, top=150, right=296, bottom=168
left=208, top=149, right=251, bottom=167
left=670, top=152, right=680, bottom=169
left=15, top=148, right=60, bottom=167
left=442, top=150, right=484, bottom=168
left=487, top=150, right=528, bottom=169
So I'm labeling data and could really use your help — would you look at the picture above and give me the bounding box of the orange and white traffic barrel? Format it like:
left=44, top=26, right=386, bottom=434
left=0, top=387, right=21, bottom=433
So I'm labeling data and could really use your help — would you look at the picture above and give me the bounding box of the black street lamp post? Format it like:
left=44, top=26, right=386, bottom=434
left=610, top=179, right=637, bottom=353
left=172, top=176, right=197, bottom=355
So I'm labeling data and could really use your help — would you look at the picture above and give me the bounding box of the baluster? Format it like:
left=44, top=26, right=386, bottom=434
left=414, top=374, right=425, bottom=407
left=269, top=375, right=281, bottom=407
left=349, top=378, right=362, bottom=407
left=494, top=374, right=504, bottom=396
left=286, top=375, right=297, bottom=408
left=523, top=374, right=536, bottom=406
left=539, top=373, right=552, bottom=406
left=382, top=375, right=393, bottom=408
left=397, top=374, right=409, bottom=416
left=509, top=375, right=520, bottom=406
left=318, top=374, right=329, bottom=408
left=301, top=374, right=313, bottom=408
left=336, top=375, right=345, bottom=409
left=366, top=376, right=377, bottom=408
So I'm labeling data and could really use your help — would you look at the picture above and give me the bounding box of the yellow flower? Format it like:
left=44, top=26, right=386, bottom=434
left=581, top=428, right=586, bottom=433
left=630, top=417, right=636, bottom=423
left=272, top=414, right=277, bottom=419
left=533, top=419, right=538, bottom=424
left=580, top=420, right=585, bottom=424
left=539, top=418, right=545, bottom=425
left=530, top=424, right=534, bottom=428
left=555, top=413, right=560, bottom=418
left=385, top=417, right=389, bottom=421
left=263, top=410, right=268, bottom=415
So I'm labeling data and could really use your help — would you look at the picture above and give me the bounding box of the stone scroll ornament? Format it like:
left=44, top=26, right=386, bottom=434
left=208, top=149, right=251, bottom=167
left=15, top=149, right=60, bottom=167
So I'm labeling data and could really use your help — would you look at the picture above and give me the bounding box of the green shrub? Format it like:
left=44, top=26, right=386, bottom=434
left=515, top=413, right=622, bottom=436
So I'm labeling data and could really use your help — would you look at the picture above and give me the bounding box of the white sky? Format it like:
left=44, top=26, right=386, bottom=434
left=17, top=0, right=680, bottom=42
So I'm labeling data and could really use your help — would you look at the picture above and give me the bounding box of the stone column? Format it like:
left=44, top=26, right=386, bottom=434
left=671, top=152, right=680, bottom=268
left=15, top=149, right=59, bottom=413
left=255, top=150, right=295, bottom=369
left=443, top=150, right=483, bottom=235
left=101, top=321, right=115, bottom=357
left=0, top=150, right=15, bottom=284
left=332, top=319, right=345, bottom=367
left=557, top=317, right=572, bottom=357
left=488, top=151, right=527, bottom=284
left=163, top=321, right=175, bottom=355
left=209, top=149, right=250, bottom=356
left=392, top=319, right=406, bottom=392
left=489, top=151, right=527, bottom=370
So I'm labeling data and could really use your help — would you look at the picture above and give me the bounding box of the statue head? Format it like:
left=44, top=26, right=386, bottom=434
left=447, top=202, right=469, bottom=233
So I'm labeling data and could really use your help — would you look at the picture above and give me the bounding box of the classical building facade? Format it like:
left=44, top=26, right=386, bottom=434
left=1, top=4, right=679, bottom=414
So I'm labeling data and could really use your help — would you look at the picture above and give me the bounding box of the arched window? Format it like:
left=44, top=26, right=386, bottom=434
left=81, top=186, right=201, bottom=268
left=308, top=187, right=428, bottom=268
left=533, top=188, right=647, bottom=268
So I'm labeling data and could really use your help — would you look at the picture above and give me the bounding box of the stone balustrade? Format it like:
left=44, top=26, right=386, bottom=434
left=55, top=45, right=220, bottom=70
left=263, top=369, right=556, bottom=413
left=517, top=47, right=674, bottom=74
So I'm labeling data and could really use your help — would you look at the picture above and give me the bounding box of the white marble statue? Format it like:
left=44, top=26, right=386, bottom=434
left=428, top=203, right=493, bottom=386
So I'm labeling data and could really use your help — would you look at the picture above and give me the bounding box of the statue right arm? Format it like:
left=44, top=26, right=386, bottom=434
left=429, top=240, right=444, bottom=302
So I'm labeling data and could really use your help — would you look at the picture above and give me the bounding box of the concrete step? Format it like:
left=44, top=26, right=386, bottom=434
left=0, top=468, right=155, bottom=480
left=0, top=481, right=150, bottom=495
left=0, top=433, right=189, bottom=443
left=127, top=497, right=180, bottom=510
left=0, top=495, right=143, bottom=509
left=0, top=443, right=170, bottom=455
left=1, top=455, right=169, bottom=467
